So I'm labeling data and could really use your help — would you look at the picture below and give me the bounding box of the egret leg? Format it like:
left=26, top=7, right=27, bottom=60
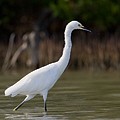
left=42, top=92, right=48, bottom=112
left=44, top=101, right=47, bottom=112
left=13, top=101, right=24, bottom=111
left=13, top=95, right=35, bottom=111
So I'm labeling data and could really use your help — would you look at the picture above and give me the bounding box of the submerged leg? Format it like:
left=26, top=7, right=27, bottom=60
left=42, top=92, right=48, bottom=112
left=13, top=94, right=35, bottom=111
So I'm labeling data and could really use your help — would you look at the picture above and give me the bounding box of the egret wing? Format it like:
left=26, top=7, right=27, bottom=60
left=5, top=62, right=59, bottom=97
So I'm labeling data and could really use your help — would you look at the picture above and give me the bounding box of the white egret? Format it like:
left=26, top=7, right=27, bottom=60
left=5, top=21, right=91, bottom=112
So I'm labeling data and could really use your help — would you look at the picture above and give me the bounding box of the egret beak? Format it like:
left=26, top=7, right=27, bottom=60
left=81, top=26, right=91, bottom=32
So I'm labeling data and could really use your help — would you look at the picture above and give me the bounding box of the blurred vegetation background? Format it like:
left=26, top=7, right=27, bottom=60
left=0, top=0, right=120, bottom=71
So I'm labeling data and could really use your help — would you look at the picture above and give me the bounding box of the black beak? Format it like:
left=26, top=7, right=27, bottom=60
left=81, top=27, right=91, bottom=32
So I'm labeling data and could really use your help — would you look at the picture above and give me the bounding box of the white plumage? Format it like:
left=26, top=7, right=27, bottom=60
left=5, top=21, right=91, bottom=112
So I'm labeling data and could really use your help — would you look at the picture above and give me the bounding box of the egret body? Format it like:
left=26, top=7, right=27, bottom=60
left=5, top=21, right=91, bottom=112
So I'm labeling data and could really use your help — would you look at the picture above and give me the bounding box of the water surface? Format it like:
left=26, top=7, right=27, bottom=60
left=0, top=71, right=120, bottom=120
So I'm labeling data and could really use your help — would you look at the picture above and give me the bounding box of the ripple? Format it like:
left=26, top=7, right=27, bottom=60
left=5, top=113, right=68, bottom=120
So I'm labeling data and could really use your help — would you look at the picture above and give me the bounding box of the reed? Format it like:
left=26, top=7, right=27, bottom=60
left=1, top=35, right=120, bottom=71
left=38, top=35, right=120, bottom=70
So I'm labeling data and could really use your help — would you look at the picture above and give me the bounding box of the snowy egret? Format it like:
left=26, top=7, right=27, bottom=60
left=5, top=21, right=91, bottom=112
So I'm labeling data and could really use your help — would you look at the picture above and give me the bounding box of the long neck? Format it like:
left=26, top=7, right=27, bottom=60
left=58, top=27, right=72, bottom=73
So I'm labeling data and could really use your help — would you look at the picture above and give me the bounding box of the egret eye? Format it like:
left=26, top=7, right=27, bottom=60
left=78, top=24, right=84, bottom=28
left=78, top=24, right=81, bottom=27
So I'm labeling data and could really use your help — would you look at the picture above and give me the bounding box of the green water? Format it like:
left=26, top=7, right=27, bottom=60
left=0, top=71, right=120, bottom=120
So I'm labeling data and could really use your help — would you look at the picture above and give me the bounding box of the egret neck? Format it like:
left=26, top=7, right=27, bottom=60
left=58, top=25, right=72, bottom=74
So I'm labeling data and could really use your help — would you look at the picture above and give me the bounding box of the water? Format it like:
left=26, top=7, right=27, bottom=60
left=0, top=71, right=120, bottom=120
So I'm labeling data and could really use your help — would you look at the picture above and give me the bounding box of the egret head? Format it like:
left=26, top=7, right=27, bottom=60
left=66, top=21, right=91, bottom=32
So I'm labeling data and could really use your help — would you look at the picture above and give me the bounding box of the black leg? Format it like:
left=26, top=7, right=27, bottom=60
left=43, top=92, right=48, bottom=112
left=13, top=95, right=35, bottom=111
left=44, top=101, right=47, bottom=112
left=13, top=102, right=24, bottom=111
